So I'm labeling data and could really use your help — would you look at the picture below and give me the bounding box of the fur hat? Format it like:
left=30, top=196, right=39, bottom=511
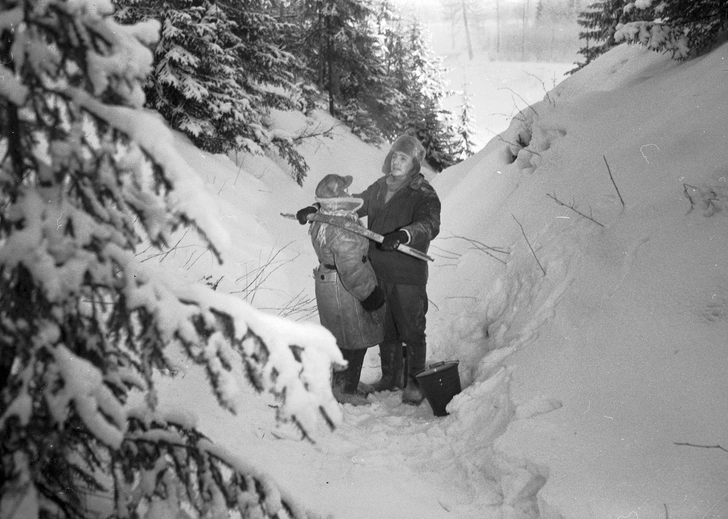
left=315, top=174, right=353, bottom=199
left=314, top=174, right=363, bottom=212
left=382, top=135, right=426, bottom=175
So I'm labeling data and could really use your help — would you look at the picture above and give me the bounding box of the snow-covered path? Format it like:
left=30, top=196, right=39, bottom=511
left=149, top=42, right=728, bottom=519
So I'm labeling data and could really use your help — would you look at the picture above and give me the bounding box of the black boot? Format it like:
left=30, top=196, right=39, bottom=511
left=370, top=341, right=405, bottom=392
left=332, top=349, right=370, bottom=406
left=402, top=342, right=426, bottom=406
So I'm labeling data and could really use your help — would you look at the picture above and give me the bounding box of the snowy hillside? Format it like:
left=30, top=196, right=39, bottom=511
left=428, top=41, right=728, bottom=519
left=150, top=42, right=728, bottom=519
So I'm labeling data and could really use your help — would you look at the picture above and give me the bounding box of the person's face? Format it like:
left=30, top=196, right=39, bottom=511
left=390, top=151, right=414, bottom=177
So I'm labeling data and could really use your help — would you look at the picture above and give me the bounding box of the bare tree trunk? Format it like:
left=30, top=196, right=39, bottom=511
left=495, top=0, right=501, bottom=56
left=1, top=28, right=23, bottom=177
left=323, top=9, right=336, bottom=116
left=451, top=16, right=456, bottom=50
left=318, top=9, right=326, bottom=86
left=550, top=24, right=556, bottom=62
left=521, top=0, right=529, bottom=60
left=461, top=0, right=474, bottom=60
left=328, top=58, right=339, bottom=116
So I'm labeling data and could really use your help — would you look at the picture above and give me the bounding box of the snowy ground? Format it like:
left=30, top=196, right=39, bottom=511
left=147, top=43, right=728, bottom=519
left=439, top=56, right=575, bottom=147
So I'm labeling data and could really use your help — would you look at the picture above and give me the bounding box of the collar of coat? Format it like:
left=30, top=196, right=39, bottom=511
left=315, top=196, right=364, bottom=212
left=380, top=172, right=425, bottom=191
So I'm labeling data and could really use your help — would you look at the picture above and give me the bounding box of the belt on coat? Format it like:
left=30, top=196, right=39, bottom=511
left=321, top=256, right=369, bottom=272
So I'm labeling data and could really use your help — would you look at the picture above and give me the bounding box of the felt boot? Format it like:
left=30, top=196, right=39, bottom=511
left=357, top=381, right=375, bottom=396
left=370, top=341, right=404, bottom=392
left=332, top=348, right=370, bottom=406
left=401, top=342, right=426, bottom=406
left=332, top=388, right=370, bottom=406
left=401, top=376, right=425, bottom=406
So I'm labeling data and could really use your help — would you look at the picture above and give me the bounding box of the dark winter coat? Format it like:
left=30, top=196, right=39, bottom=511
left=356, top=173, right=441, bottom=285
left=311, top=206, right=384, bottom=350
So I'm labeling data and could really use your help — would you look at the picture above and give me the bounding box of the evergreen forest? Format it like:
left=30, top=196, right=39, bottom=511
left=0, top=0, right=726, bottom=518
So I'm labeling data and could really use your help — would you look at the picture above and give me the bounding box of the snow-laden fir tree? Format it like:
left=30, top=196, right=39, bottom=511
left=0, top=0, right=343, bottom=517
left=365, top=0, right=408, bottom=140
left=279, top=0, right=394, bottom=144
left=276, top=0, right=460, bottom=171
left=614, top=0, right=728, bottom=60
left=455, top=87, right=478, bottom=160
left=114, top=0, right=311, bottom=184
left=376, top=0, right=468, bottom=166
left=570, top=0, right=654, bottom=72
left=331, top=3, right=401, bottom=144
left=393, top=19, right=460, bottom=172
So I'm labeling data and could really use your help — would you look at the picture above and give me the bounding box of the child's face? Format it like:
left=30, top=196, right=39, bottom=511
left=390, top=151, right=414, bottom=177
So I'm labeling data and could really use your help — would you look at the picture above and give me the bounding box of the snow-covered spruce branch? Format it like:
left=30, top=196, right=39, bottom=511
left=547, top=193, right=605, bottom=227
left=0, top=2, right=343, bottom=518
left=114, top=412, right=314, bottom=519
left=512, top=215, right=546, bottom=276
left=109, top=247, right=342, bottom=433
left=615, top=21, right=690, bottom=60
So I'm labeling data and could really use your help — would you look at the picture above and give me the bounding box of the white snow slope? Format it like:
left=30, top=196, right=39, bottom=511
left=151, top=42, right=728, bottom=519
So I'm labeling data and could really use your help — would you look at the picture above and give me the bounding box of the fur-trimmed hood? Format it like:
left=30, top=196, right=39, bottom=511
left=314, top=196, right=364, bottom=213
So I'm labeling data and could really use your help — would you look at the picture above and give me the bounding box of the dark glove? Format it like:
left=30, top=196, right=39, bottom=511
left=296, top=205, right=318, bottom=225
left=380, top=230, right=408, bottom=251
left=361, top=286, right=385, bottom=312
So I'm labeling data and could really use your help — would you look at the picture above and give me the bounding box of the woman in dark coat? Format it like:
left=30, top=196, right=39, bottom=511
left=309, top=174, right=385, bottom=405
left=354, top=135, right=441, bottom=405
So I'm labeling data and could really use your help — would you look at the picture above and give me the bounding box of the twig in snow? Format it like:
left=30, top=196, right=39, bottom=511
left=428, top=245, right=461, bottom=261
left=436, top=235, right=510, bottom=264
left=512, top=214, right=546, bottom=276
left=603, top=155, right=625, bottom=208
left=260, top=288, right=318, bottom=321
left=699, top=491, right=728, bottom=519
left=159, top=232, right=191, bottom=262
left=199, top=275, right=224, bottom=291
left=547, top=193, right=605, bottom=227
left=232, top=242, right=297, bottom=305
left=217, top=178, right=228, bottom=194
left=493, top=110, right=527, bottom=124
left=234, top=161, right=243, bottom=185
left=674, top=442, right=728, bottom=455
left=682, top=183, right=699, bottom=213
left=524, top=71, right=554, bottom=106
left=499, top=87, right=539, bottom=117
left=186, top=248, right=212, bottom=271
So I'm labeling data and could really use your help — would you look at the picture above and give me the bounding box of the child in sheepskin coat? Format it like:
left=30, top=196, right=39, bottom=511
left=309, top=174, right=385, bottom=406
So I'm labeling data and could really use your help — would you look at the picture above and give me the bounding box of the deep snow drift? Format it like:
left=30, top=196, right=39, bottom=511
left=149, top=43, right=728, bottom=519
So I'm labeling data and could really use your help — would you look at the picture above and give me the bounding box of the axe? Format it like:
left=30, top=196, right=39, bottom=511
left=281, top=212, right=434, bottom=263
